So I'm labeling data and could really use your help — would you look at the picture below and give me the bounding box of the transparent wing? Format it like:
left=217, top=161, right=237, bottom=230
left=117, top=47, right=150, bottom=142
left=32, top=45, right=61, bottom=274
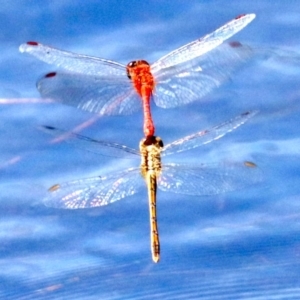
left=19, top=42, right=126, bottom=76
left=45, top=168, right=144, bottom=209
left=162, top=111, right=257, bottom=156
left=37, top=72, right=141, bottom=115
left=158, top=161, right=262, bottom=196
left=41, top=125, right=140, bottom=158
left=153, top=42, right=254, bottom=108
left=151, top=14, right=255, bottom=72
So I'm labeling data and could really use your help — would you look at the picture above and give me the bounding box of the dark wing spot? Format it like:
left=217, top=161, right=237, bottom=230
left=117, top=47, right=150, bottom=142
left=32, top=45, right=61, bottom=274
left=27, top=41, right=39, bottom=46
left=229, top=41, right=242, bottom=48
left=241, top=111, right=250, bottom=116
left=45, top=72, right=57, bottom=78
left=43, top=125, right=55, bottom=130
left=235, top=14, right=246, bottom=19
left=48, top=184, right=60, bottom=192
left=244, top=161, right=257, bottom=168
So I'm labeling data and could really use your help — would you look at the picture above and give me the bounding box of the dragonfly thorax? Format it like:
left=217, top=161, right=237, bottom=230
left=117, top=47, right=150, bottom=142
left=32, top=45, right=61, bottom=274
left=140, top=136, right=163, bottom=178
left=126, top=60, right=155, bottom=96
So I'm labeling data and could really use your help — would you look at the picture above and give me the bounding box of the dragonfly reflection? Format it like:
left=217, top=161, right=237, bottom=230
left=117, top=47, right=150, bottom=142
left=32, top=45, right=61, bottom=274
left=44, top=111, right=261, bottom=262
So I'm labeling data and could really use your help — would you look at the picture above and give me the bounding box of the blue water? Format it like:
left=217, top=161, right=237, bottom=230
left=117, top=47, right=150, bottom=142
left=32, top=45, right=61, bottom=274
left=1, top=1, right=300, bottom=299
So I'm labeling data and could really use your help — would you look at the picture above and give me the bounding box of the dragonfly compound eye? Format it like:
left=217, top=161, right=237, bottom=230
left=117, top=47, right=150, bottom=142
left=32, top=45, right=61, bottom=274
left=126, top=61, right=138, bottom=79
left=139, top=60, right=150, bottom=66
left=127, top=60, right=138, bottom=68
left=155, top=137, right=164, bottom=148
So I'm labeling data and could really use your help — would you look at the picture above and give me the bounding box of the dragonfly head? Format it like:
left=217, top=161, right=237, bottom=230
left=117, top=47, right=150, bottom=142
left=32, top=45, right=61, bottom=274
left=141, top=136, right=164, bottom=148
left=126, top=60, right=150, bottom=79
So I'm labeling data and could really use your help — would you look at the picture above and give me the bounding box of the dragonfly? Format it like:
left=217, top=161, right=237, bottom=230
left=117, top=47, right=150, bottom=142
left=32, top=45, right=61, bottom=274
left=20, top=14, right=255, bottom=137
left=43, top=110, right=261, bottom=263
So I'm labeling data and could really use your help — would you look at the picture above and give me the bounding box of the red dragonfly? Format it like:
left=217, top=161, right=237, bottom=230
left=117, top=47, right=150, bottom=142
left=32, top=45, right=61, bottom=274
left=20, top=14, right=255, bottom=137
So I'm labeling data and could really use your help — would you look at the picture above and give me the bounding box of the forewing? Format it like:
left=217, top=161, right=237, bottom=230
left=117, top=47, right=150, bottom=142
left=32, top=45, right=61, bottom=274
left=41, top=125, right=140, bottom=158
left=162, top=111, right=257, bottom=156
left=151, top=14, right=255, bottom=72
left=45, top=168, right=144, bottom=209
left=37, top=72, right=141, bottom=115
left=19, top=42, right=126, bottom=76
left=153, top=42, right=254, bottom=108
left=158, top=162, right=262, bottom=196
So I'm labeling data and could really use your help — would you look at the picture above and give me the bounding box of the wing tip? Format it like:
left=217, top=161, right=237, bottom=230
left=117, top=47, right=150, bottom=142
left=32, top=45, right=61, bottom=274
left=242, top=109, right=259, bottom=118
left=19, top=41, right=40, bottom=53
left=235, top=13, right=256, bottom=23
